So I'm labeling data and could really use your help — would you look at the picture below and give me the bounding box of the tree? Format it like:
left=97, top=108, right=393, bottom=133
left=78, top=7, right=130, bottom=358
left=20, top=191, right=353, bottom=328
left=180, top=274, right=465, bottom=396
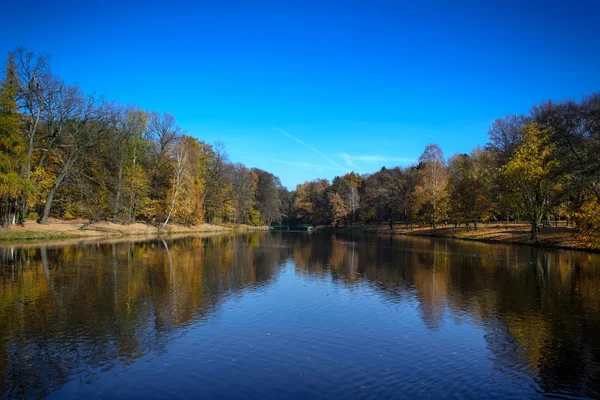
left=415, top=144, right=448, bottom=229
left=328, top=192, right=348, bottom=227
left=252, top=168, right=281, bottom=226
left=159, top=138, right=188, bottom=232
left=294, top=179, right=330, bottom=225
left=111, top=106, right=149, bottom=223
left=124, top=109, right=151, bottom=223
left=487, top=114, right=529, bottom=163
left=172, top=136, right=207, bottom=226
left=202, top=141, right=231, bottom=223
left=501, top=124, right=563, bottom=240
left=330, top=172, right=363, bottom=226
left=278, top=186, right=295, bottom=225
left=39, top=87, right=109, bottom=224
left=342, top=173, right=361, bottom=225
left=447, top=147, right=493, bottom=230
left=12, top=48, right=53, bottom=214
left=232, top=164, right=257, bottom=224
left=148, top=112, right=180, bottom=210
left=383, top=166, right=417, bottom=229
left=0, top=53, right=27, bottom=225
left=533, top=97, right=600, bottom=204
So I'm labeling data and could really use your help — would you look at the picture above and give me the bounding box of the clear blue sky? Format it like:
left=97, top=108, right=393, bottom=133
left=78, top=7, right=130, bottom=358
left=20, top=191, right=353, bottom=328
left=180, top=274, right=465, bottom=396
left=1, top=0, right=599, bottom=188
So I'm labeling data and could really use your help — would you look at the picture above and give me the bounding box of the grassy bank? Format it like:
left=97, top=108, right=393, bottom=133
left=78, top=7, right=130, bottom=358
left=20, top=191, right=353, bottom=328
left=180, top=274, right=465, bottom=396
left=319, top=223, right=599, bottom=252
left=0, top=218, right=234, bottom=243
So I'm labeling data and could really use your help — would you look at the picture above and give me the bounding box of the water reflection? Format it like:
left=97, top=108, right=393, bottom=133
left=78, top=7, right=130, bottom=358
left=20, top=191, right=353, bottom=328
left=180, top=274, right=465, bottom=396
left=1, top=232, right=599, bottom=399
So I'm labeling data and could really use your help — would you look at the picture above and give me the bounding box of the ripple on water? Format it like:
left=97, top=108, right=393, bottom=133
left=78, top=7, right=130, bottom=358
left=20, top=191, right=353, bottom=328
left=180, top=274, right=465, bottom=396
left=1, top=233, right=600, bottom=399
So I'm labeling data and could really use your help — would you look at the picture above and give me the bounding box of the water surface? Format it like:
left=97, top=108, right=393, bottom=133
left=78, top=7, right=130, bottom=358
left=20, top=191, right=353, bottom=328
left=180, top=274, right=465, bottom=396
left=1, top=232, right=599, bottom=399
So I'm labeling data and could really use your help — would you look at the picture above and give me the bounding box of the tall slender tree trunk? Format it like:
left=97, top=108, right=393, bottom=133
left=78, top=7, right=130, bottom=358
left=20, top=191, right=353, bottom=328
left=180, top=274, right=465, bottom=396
left=432, top=191, right=437, bottom=230
left=41, top=181, right=61, bottom=224
left=40, top=157, right=77, bottom=224
left=113, top=150, right=125, bottom=223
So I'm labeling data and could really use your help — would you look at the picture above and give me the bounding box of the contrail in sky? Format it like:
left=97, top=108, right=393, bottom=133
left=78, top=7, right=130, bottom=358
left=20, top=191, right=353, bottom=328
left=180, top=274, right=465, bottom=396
left=276, top=128, right=347, bottom=171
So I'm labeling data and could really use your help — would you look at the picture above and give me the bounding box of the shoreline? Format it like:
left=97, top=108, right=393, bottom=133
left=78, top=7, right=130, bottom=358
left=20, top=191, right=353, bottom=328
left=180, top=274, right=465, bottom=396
left=0, top=219, right=268, bottom=244
left=318, top=224, right=600, bottom=253
left=2, top=220, right=597, bottom=253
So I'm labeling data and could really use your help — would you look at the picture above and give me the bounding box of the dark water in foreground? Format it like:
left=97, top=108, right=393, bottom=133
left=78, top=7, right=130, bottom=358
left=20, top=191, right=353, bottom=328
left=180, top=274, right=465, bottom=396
left=1, top=232, right=599, bottom=399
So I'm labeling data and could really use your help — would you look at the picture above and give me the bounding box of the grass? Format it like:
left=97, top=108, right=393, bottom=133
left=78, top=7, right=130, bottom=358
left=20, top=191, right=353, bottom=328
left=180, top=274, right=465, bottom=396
left=0, top=230, right=82, bottom=242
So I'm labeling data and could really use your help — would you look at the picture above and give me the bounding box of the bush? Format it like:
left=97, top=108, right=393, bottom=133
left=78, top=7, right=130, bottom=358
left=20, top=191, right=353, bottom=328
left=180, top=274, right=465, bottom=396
left=575, top=196, right=600, bottom=248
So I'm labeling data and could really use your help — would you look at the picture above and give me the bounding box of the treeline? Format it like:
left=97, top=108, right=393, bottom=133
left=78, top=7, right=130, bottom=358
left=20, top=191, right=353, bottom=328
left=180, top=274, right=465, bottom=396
left=289, top=95, right=600, bottom=243
left=1, top=48, right=599, bottom=243
left=0, top=48, right=283, bottom=229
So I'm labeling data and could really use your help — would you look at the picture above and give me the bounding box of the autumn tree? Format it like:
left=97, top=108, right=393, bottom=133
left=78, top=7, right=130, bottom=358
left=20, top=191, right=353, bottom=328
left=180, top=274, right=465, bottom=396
left=328, top=192, right=348, bottom=227
left=414, top=144, right=448, bottom=229
left=500, top=124, right=563, bottom=240
left=359, top=170, right=389, bottom=226
left=39, top=86, right=110, bottom=224
left=330, top=172, right=362, bottom=225
left=172, top=136, right=207, bottom=226
left=252, top=168, right=282, bottom=226
left=0, top=53, right=27, bottom=225
left=147, top=112, right=180, bottom=218
left=203, top=141, right=231, bottom=223
left=447, top=147, right=493, bottom=230
left=278, top=186, right=295, bottom=225
left=232, top=164, right=258, bottom=224
left=124, top=110, right=151, bottom=223
left=111, top=106, right=149, bottom=223
left=383, top=166, right=417, bottom=229
left=159, top=137, right=188, bottom=231
left=12, top=48, right=53, bottom=212
left=294, top=179, right=330, bottom=225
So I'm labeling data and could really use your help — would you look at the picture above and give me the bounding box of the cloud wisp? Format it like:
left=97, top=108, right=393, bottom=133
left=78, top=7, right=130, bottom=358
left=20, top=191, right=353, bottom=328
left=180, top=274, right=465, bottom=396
left=275, top=127, right=413, bottom=174
left=340, top=153, right=415, bottom=169
left=269, top=159, right=342, bottom=171
left=277, top=128, right=347, bottom=171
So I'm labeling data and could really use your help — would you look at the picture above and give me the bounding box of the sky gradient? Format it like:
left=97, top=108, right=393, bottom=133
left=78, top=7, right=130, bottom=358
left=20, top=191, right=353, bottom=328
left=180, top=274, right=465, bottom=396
left=1, top=0, right=599, bottom=188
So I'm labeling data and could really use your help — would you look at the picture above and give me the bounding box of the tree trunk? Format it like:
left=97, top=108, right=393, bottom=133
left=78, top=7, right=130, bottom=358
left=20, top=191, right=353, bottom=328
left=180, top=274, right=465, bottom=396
left=530, top=212, right=543, bottom=241
left=79, top=218, right=98, bottom=231
left=112, top=150, right=125, bottom=223
left=40, top=157, right=77, bottom=224
left=40, top=182, right=61, bottom=224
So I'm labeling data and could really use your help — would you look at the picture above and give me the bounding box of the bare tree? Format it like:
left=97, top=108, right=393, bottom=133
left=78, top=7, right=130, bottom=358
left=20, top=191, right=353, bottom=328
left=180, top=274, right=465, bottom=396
left=159, top=140, right=187, bottom=232
left=112, top=106, right=148, bottom=223
left=39, top=87, right=109, bottom=224
left=346, top=180, right=360, bottom=225
left=12, top=48, right=55, bottom=215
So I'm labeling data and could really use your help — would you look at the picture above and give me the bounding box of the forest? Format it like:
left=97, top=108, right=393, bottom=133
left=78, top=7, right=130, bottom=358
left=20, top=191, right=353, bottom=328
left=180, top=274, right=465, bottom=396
left=1, top=48, right=599, bottom=244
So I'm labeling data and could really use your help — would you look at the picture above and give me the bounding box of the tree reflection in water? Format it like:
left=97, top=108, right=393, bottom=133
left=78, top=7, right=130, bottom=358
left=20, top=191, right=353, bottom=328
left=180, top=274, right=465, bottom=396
left=1, top=232, right=599, bottom=399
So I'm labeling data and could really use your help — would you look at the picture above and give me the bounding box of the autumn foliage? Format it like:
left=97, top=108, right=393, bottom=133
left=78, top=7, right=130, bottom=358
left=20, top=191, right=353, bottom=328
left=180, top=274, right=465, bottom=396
left=1, top=48, right=600, bottom=246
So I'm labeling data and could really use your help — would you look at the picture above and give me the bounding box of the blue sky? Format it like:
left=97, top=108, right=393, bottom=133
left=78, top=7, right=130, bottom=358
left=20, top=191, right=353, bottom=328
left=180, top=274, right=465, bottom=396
left=1, top=0, right=599, bottom=188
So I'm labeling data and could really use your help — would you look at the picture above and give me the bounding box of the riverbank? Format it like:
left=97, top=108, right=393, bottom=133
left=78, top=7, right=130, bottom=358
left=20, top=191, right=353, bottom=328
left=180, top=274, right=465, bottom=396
left=321, top=223, right=599, bottom=252
left=0, top=218, right=245, bottom=242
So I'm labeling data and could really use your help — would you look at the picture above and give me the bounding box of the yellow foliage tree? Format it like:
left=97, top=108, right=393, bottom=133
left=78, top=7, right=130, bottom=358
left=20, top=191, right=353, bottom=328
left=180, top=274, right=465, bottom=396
left=501, top=124, right=562, bottom=240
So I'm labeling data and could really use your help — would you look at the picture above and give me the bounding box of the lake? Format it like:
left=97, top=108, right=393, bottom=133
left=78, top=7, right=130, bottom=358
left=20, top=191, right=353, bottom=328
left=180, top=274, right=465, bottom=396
left=1, top=232, right=599, bottom=399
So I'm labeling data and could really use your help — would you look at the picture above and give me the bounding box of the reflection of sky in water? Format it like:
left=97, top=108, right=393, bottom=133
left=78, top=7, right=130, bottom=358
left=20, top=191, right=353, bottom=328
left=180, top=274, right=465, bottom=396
left=1, top=232, right=599, bottom=399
